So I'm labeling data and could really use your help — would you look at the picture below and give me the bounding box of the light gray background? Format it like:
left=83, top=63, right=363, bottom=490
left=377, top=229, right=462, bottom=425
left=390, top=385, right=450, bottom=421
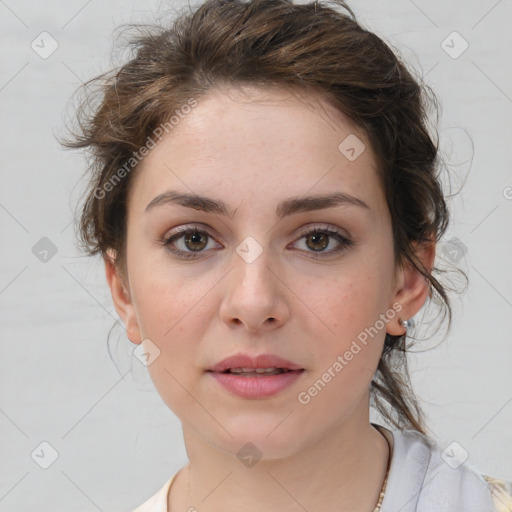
left=1, top=0, right=511, bottom=511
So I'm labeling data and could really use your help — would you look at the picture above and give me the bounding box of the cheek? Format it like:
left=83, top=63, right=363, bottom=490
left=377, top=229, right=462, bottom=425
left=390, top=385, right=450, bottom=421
left=297, top=276, right=388, bottom=413
left=137, top=278, right=209, bottom=414
left=311, top=270, right=390, bottom=341
left=126, top=250, right=209, bottom=381
left=300, top=264, right=393, bottom=395
left=129, top=243, right=212, bottom=338
left=134, top=279, right=212, bottom=373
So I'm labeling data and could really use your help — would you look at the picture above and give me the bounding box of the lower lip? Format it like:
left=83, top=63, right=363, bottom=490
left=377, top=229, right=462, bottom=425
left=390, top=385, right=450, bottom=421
left=208, top=370, right=304, bottom=398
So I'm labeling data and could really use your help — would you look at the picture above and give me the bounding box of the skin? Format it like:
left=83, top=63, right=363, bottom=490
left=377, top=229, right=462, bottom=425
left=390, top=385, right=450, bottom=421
left=106, top=85, right=435, bottom=512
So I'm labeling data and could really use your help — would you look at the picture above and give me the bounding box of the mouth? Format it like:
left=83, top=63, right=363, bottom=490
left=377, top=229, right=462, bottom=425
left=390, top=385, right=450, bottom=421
left=207, top=353, right=304, bottom=374
left=207, top=366, right=305, bottom=398
left=209, top=367, right=304, bottom=377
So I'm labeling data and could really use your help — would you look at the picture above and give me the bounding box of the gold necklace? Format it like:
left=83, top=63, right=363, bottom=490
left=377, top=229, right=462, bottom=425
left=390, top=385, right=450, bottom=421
left=372, top=428, right=392, bottom=512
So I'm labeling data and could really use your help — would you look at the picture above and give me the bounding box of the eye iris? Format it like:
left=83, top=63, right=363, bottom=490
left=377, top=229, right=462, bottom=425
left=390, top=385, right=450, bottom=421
left=306, top=232, right=329, bottom=251
left=185, top=231, right=208, bottom=251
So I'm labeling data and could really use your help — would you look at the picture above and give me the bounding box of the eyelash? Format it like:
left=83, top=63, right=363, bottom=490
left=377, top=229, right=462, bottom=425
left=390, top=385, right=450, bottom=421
left=162, top=223, right=354, bottom=261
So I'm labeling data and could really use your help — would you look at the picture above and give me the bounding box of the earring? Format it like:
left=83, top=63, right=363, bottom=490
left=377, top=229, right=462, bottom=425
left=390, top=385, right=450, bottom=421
left=400, top=318, right=413, bottom=331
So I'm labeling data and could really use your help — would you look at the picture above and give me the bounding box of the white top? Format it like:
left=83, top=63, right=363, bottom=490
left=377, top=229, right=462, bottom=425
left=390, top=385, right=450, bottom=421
left=133, top=423, right=512, bottom=512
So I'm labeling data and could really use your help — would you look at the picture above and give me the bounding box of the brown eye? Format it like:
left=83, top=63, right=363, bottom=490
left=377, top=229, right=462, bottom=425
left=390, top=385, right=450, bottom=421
left=292, top=226, right=354, bottom=259
left=163, top=226, right=220, bottom=260
left=183, top=231, right=209, bottom=252
left=304, top=232, right=330, bottom=252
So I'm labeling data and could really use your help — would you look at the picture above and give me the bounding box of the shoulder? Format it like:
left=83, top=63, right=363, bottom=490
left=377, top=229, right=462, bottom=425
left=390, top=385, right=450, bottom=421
left=132, top=474, right=176, bottom=512
left=482, top=474, right=512, bottom=512
left=378, top=425, right=512, bottom=511
left=403, top=428, right=512, bottom=511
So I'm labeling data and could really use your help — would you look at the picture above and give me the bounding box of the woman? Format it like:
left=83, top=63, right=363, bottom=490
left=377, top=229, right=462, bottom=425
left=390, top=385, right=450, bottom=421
left=63, top=0, right=512, bottom=510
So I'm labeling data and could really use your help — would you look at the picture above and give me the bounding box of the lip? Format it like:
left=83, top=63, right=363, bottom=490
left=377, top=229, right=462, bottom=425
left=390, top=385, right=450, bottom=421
left=206, top=352, right=305, bottom=399
left=208, top=370, right=304, bottom=398
left=207, top=353, right=304, bottom=373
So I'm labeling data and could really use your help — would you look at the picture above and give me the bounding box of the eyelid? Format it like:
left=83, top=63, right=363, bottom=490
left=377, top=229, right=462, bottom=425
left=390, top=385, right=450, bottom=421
left=163, top=222, right=213, bottom=239
left=295, top=222, right=351, bottom=239
left=162, top=222, right=353, bottom=259
left=162, top=222, right=350, bottom=241
left=290, top=224, right=353, bottom=257
left=161, top=223, right=222, bottom=255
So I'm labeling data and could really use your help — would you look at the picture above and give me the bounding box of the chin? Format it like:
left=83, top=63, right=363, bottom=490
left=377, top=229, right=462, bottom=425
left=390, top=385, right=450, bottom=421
left=208, top=415, right=305, bottom=460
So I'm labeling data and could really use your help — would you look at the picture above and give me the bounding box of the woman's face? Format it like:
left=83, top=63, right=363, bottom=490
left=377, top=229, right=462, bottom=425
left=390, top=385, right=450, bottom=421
left=108, top=85, right=426, bottom=458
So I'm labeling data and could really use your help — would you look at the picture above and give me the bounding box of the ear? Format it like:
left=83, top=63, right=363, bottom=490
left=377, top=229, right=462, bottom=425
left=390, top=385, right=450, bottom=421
left=104, top=250, right=142, bottom=345
left=386, top=239, right=436, bottom=336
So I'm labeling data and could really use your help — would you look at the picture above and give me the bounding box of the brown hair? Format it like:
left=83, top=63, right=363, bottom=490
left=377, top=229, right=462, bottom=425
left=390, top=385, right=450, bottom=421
left=62, top=0, right=453, bottom=435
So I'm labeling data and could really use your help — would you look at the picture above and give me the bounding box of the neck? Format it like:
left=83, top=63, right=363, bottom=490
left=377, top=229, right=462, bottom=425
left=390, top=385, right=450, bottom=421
left=169, top=406, right=391, bottom=512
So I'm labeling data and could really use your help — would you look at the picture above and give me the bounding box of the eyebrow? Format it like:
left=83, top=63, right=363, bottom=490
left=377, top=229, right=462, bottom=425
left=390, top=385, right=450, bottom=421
left=144, top=190, right=370, bottom=218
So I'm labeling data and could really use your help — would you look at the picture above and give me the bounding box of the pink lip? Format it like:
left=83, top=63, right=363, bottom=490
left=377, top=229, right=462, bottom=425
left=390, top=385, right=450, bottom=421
left=206, top=352, right=305, bottom=399
left=207, top=353, right=303, bottom=373
left=208, top=370, right=304, bottom=398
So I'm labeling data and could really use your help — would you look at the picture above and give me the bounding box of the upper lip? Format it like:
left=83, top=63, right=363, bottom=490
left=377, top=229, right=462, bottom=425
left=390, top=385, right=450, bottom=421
left=208, top=353, right=304, bottom=372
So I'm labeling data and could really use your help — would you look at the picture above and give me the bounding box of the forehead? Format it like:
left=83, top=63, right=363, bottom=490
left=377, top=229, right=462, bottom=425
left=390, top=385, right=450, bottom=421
left=157, top=84, right=368, bottom=157
left=129, top=85, right=383, bottom=215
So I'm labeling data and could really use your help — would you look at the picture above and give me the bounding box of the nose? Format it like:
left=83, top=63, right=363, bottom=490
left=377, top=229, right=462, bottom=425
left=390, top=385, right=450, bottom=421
left=219, top=244, right=290, bottom=333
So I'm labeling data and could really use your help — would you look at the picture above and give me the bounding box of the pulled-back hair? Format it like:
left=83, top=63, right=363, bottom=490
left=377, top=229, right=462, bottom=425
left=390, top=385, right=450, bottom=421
left=62, top=0, right=453, bottom=435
